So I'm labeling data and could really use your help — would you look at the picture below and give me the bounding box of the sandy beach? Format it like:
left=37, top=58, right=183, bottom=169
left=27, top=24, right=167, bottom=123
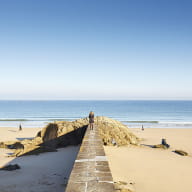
left=1, top=126, right=192, bottom=192
left=104, top=128, right=192, bottom=192
left=0, top=127, right=79, bottom=192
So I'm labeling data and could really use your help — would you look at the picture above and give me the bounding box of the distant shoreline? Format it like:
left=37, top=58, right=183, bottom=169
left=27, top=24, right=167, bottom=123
left=1, top=119, right=192, bottom=129
left=0, top=100, right=192, bottom=128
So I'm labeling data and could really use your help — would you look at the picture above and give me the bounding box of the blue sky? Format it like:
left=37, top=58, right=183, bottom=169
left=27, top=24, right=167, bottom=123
left=0, top=0, right=192, bottom=100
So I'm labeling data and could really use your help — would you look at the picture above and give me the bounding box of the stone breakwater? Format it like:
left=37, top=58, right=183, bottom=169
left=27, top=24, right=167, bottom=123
left=65, top=125, right=115, bottom=192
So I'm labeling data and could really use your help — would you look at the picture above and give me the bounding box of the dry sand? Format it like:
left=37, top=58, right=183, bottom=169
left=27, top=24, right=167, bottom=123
left=2, top=126, right=192, bottom=192
left=104, top=128, right=192, bottom=192
left=0, top=127, right=79, bottom=192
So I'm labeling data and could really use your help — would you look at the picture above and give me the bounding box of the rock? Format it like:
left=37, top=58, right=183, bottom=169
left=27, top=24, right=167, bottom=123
left=41, top=123, right=58, bottom=142
left=7, top=142, right=24, bottom=149
left=174, top=150, right=188, bottom=156
left=152, top=144, right=169, bottom=149
left=0, top=142, right=6, bottom=148
left=0, top=164, right=20, bottom=171
left=96, top=116, right=139, bottom=146
left=4, top=116, right=139, bottom=156
left=41, top=123, right=58, bottom=148
left=36, top=131, right=41, bottom=137
left=50, top=116, right=139, bottom=147
left=114, top=183, right=122, bottom=190
left=10, top=119, right=87, bottom=156
left=0, top=141, right=24, bottom=149
left=114, top=181, right=134, bottom=192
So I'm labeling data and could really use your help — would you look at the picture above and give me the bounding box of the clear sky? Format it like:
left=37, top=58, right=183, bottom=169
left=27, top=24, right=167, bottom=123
left=0, top=0, right=192, bottom=100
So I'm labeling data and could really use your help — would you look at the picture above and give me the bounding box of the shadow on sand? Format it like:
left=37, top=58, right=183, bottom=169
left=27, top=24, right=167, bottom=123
left=8, top=130, right=17, bottom=132
left=140, top=144, right=155, bottom=148
left=16, top=137, right=34, bottom=141
left=0, top=125, right=88, bottom=192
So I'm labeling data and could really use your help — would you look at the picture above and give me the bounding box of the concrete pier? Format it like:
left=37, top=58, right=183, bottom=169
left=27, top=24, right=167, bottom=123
left=65, top=125, right=115, bottom=192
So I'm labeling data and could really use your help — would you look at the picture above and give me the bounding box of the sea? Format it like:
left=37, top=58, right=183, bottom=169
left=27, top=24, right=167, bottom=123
left=0, top=100, right=192, bottom=129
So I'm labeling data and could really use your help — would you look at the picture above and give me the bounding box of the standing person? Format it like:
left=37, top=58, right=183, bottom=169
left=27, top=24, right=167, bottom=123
left=142, top=124, right=144, bottom=131
left=19, top=124, right=22, bottom=131
left=89, top=111, right=94, bottom=130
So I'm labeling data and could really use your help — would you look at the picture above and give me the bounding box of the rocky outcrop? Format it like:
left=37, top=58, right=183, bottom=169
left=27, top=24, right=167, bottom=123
left=42, top=117, right=139, bottom=147
left=0, top=141, right=24, bottom=150
left=96, top=116, right=139, bottom=146
left=1, top=116, right=139, bottom=157
left=12, top=119, right=87, bottom=156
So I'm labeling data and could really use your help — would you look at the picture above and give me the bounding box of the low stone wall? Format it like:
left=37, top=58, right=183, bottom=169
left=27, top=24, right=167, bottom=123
left=65, top=125, right=115, bottom=192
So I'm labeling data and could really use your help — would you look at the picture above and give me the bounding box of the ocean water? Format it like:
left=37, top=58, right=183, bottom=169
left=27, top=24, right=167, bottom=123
left=0, top=100, right=192, bottom=128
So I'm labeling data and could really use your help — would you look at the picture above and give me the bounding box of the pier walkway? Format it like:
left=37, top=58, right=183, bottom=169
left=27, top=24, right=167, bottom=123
left=65, top=125, right=115, bottom=192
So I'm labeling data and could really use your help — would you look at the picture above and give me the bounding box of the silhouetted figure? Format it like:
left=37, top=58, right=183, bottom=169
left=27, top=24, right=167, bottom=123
left=19, top=124, right=22, bottom=131
left=142, top=124, right=144, bottom=131
left=89, top=111, right=94, bottom=130
left=161, top=138, right=170, bottom=148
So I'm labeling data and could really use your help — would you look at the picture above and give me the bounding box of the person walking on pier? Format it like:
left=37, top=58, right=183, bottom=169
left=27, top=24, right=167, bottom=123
left=89, top=111, right=94, bottom=130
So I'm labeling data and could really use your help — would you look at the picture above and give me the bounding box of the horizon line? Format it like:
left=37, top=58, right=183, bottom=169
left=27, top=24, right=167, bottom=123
left=0, top=98, right=192, bottom=101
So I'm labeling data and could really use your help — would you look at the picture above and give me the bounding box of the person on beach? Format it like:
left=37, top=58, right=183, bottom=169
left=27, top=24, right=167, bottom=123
left=161, top=138, right=170, bottom=148
left=142, top=124, right=144, bottom=131
left=19, top=124, right=22, bottom=131
left=89, top=111, right=94, bottom=130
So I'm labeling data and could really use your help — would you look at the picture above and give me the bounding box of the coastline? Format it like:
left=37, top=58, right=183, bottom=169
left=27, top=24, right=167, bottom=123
left=1, top=100, right=192, bottom=129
